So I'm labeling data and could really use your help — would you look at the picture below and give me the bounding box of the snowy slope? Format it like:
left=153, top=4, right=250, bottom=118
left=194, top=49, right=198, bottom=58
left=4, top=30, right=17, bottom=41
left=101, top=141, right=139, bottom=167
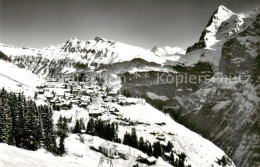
left=0, top=135, right=172, bottom=167
left=0, top=60, right=44, bottom=97
left=0, top=143, right=82, bottom=167
left=106, top=101, right=235, bottom=167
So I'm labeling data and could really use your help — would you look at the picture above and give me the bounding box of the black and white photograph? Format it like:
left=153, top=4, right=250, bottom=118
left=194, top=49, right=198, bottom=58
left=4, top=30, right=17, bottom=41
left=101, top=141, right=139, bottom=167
left=0, top=0, right=259, bottom=167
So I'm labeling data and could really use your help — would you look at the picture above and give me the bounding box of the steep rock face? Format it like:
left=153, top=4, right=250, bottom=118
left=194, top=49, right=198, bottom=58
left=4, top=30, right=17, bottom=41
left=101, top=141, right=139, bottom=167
left=180, top=15, right=260, bottom=167
left=184, top=6, right=259, bottom=69
left=220, top=14, right=260, bottom=78
left=180, top=74, right=260, bottom=167
left=186, top=5, right=234, bottom=53
left=219, top=38, right=254, bottom=76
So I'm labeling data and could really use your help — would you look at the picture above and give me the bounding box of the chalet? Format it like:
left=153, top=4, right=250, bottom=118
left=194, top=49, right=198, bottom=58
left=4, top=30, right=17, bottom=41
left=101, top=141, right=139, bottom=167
left=53, top=102, right=62, bottom=111
left=71, top=99, right=79, bottom=105
left=64, top=89, right=71, bottom=94
left=109, top=107, right=116, bottom=112
left=80, top=102, right=88, bottom=109
left=117, top=95, right=126, bottom=103
left=56, top=91, right=65, bottom=98
left=36, top=85, right=46, bottom=89
left=104, top=96, right=112, bottom=102
left=61, top=101, right=72, bottom=110
left=146, top=156, right=157, bottom=165
left=81, top=96, right=91, bottom=103
left=38, top=89, right=44, bottom=95
left=49, top=99, right=56, bottom=104
left=46, top=93, right=54, bottom=100
left=72, top=89, right=79, bottom=95
left=138, top=156, right=156, bottom=165
left=47, top=77, right=58, bottom=82
left=89, top=110, right=102, bottom=117
left=118, top=150, right=129, bottom=160
left=99, top=142, right=117, bottom=157
left=168, top=132, right=175, bottom=136
left=119, top=122, right=130, bottom=126
left=150, top=131, right=159, bottom=136
left=108, top=91, right=117, bottom=97
left=136, top=99, right=146, bottom=105
left=86, top=89, right=95, bottom=95
left=155, top=122, right=166, bottom=126
left=156, top=135, right=166, bottom=141
left=60, top=84, right=67, bottom=89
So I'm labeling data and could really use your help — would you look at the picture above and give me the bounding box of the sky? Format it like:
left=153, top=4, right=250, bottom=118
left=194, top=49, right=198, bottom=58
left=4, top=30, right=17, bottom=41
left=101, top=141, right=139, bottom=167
left=0, top=0, right=259, bottom=49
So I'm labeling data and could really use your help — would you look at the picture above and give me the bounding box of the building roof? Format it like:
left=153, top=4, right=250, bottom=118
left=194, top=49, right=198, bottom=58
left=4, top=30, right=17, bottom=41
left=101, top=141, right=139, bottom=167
left=99, top=142, right=117, bottom=150
left=146, top=156, right=157, bottom=162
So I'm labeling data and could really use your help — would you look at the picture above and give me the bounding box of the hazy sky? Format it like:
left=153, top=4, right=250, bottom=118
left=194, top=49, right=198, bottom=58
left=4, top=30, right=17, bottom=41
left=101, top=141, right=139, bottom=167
left=0, top=0, right=259, bottom=49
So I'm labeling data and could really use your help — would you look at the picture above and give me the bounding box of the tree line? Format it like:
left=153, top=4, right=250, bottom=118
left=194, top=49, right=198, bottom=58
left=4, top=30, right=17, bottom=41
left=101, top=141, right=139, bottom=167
left=0, top=88, right=73, bottom=156
left=123, top=128, right=188, bottom=167
left=0, top=88, right=57, bottom=153
left=86, top=118, right=121, bottom=143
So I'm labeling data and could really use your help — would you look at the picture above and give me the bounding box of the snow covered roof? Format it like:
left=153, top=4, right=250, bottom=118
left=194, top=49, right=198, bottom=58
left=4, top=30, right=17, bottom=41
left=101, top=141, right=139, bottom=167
left=146, top=156, right=157, bottom=162
left=99, top=142, right=117, bottom=150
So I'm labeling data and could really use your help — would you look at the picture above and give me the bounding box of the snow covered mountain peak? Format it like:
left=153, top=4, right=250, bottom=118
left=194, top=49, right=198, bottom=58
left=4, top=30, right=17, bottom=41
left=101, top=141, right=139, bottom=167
left=150, top=46, right=185, bottom=56
left=201, top=5, right=234, bottom=49
left=217, top=5, right=233, bottom=14
left=68, top=37, right=79, bottom=42
left=0, top=36, right=167, bottom=75
left=94, top=36, right=115, bottom=43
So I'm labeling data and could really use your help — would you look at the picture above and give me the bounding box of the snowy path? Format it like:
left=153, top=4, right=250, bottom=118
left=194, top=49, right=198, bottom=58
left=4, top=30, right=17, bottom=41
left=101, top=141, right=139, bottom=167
left=155, top=124, right=192, bottom=161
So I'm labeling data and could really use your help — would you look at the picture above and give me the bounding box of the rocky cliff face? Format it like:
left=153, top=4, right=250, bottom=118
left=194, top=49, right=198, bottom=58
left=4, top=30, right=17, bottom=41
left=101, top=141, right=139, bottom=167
left=220, top=14, right=260, bottom=78
left=180, top=14, right=260, bottom=167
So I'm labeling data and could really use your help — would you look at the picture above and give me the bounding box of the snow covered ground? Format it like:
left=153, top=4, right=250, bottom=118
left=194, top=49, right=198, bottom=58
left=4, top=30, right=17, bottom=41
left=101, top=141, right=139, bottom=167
left=0, top=134, right=171, bottom=167
left=102, top=100, right=235, bottom=167
left=0, top=99, right=235, bottom=167
left=0, top=60, right=44, bottom=97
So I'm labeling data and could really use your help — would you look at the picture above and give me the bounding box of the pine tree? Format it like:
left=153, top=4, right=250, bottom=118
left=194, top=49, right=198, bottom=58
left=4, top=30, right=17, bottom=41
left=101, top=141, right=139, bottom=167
left=79, top=118, right=85, bottom=130
left=56, top=116, right=69, bottom=155
left=104, top=123, right=111, bottom=140
left=123, top=131, right=131, bottom=146
left=130, top=128, right=138, bottom=148
left=15, top=93, right=26, bottom=148
left=147, top=141, right=153, bottom=156
left=86, top=118, right=95, bottom=135
left=0, top=98, right=8, bottom=143
left=3, top=94, right=12, bottom=145
left=153, top=141, right=162, bottom=158
left=138, top=137, right=145, bottom=152
left=73, top=119, right=81, bottom=133
left=8, top=93, right=18, bottom=145
left=23, top=100, right=41, bottom=150
left=58, top=137, right=66, bottom=156
left=170, top=152, right=175, bottom=165
left=165, top=141, right=174, bottom=152
left=41, top=106, right=56, bottom=152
